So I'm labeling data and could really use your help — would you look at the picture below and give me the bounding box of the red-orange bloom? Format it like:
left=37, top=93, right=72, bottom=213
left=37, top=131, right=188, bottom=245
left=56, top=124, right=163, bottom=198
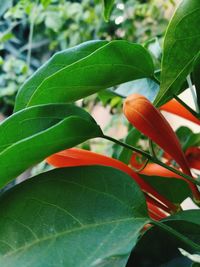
left=140, top=163, right=183, bottom=179
left=123, top=94, right=200, bottom=201
left=160, top=99, right=200, bottom=126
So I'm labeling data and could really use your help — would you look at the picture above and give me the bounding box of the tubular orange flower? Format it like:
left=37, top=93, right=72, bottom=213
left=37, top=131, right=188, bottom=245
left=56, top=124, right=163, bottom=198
left=123, top=94, right=200, bottom=200
left=47, top=148, right=177, bottom=212
left=140, top=163, right=183, bottom=180
left=160, top=99, right=200, bottom=126
left=123, top=94, right=190, bottom=174
left=123, top=93, right=200, bottom=201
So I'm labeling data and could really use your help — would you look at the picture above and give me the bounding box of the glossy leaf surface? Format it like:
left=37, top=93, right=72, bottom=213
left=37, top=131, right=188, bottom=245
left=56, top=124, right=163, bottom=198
left=0, top=166, right=149, bottom=267
left=15, top=40, right=107, bottom=112
left=0, top=104, right=102, bottom=188
left=15, top=41, right=154, bottom=111
left=154, top=0, right=200, bottom=106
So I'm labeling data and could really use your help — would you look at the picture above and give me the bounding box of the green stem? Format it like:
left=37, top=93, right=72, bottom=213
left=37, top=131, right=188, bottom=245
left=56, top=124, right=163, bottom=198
left=174, top=95, right=200, bottom=119
left=148, top=139, right=157, bottom=158
left=151, top=75, right=160, bottom=85
left=152, top=220, right=200, bottom=252
left=131, top=159, right=149, bottom=173
left=103, top=135, right=200, bottom=187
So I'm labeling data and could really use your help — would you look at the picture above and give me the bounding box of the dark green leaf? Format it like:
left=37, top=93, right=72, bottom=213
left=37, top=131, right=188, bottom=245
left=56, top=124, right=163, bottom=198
left=15, top=41, right=154, bottom=111
left=0, top=104, right=102, bottom=188
left=154, top=0, right=200, bottom=106
left=176, top=126, right=200, bottom=151
left=127, top=210, right=200, bottom=267
left=103, top=0, right=115, bottom=21
left=14, top=40, right=107, bottom=112
left=114, top=78, right=159, bottom=102
left=140, top=174, right=191, bottom=204
left=0, top=166, right=149, bottom=266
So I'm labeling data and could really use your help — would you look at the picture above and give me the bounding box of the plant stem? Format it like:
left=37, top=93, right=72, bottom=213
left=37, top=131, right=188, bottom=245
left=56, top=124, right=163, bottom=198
left=152, top=220, right=200, bottom=252
left=148, top=139, right=157, bottom=158
left=103, top=135, right=200, bottom=187
left=132, top=159, right=149, bottom=173
left=151, top=75, right=160, bottom=85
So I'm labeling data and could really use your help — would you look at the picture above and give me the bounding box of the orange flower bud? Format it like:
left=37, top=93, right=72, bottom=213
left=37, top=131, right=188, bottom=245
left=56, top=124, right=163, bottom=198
left=123, top=94, right=200, bottom=201
left=123, top=94, right=190, bottom=175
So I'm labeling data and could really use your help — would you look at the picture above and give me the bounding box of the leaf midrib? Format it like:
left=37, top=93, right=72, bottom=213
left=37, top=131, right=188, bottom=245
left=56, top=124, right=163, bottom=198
left=1, top=217, right=148, bottom=259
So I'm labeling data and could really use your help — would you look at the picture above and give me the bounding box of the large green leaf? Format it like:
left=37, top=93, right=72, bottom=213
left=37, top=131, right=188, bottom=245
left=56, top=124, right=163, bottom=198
left=0, top=166, right=149, bottom=267
left=154, top=0, right=200, bottom=107
left=0, top=104, right=102, bottom=188
left=15, top=40, right=154, bottom=111
left=127, top=210, right=200, bottom=267
left=102, top=0, right=115, bottom=21
left=14, top=40, right=107, bottom=112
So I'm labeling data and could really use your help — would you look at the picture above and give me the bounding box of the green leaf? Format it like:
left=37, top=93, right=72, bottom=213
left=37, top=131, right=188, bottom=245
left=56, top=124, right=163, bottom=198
left=154, top=0, right=200, bottom=107
left=0, top=104, right=102, bottom=188
left=14, top=40, right=107, bottom=112
left=15, top=40, right=154, bottom=111
left=127, top=210, right=200, bottom=267
left=140, top=174, right=191, bottom=204
left=102, top=0, right=115, bottom=22
left=0, top=166, right=149, bottom=266
left=176, top=126, right=200, bottom=151
left=114, top=78, right=159, bottom=102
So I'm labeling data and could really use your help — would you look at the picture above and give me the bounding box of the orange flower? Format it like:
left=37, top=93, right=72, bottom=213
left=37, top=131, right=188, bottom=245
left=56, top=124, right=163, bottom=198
left=47, top=148, right=177, bottom=216
left=140, top=163, right=183, bottom=179
left=160, top=99, right=200, bottom=126
left=123, top=94, right=200, bottom=201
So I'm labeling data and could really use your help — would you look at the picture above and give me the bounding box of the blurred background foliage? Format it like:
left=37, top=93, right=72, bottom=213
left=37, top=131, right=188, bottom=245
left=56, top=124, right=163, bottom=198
left=0, top=0, right=175, bottom=116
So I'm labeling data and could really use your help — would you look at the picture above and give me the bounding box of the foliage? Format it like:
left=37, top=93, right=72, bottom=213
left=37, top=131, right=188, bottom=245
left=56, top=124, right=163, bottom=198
left=0, top=0, right=200, bottom=266
left=0, top=0, right=174, bottom=115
